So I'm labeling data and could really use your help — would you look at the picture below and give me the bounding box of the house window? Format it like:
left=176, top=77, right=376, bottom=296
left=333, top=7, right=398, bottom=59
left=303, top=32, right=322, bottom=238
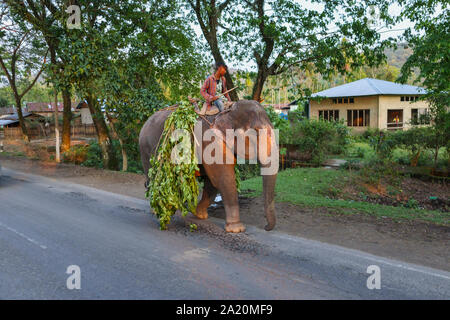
left=387, top=109, right=403, bottom=129
left=411, top=108, right=430, bottom=125
left=319, top=110, right=339, bottom=121
left=334, top=97, right=354, bottom=104
left=401, top=96, right=420, bottom=102
left=347, top=109, right=370, bottom=127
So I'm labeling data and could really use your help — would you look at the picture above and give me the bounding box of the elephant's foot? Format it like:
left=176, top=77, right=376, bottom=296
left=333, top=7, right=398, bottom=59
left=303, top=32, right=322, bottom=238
left=193, top=209, right=208, bottom=220
left=225, top=222, right=246, bottom=233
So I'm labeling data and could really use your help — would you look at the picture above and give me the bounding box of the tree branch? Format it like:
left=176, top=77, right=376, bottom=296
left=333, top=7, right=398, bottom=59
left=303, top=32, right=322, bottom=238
left=19, top=48, right=49, bottom=99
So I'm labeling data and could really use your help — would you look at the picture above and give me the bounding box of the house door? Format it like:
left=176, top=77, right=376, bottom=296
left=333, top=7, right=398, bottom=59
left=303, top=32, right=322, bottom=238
left=387, top=109, right=403, bottom=130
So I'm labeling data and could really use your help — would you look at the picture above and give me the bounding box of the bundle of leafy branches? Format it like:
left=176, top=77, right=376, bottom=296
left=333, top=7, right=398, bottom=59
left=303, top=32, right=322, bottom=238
left=146, top=101, right=200, bottom=230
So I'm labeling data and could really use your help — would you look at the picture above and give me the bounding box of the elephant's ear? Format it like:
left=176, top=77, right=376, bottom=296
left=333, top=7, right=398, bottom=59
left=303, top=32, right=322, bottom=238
left=213, top=113, right=234, bottom=134
left=207, top=113, right=236, bottom=162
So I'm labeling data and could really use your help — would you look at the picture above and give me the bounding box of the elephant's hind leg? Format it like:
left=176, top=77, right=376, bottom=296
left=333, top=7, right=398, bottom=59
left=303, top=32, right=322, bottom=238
left=195, top=176, right=218, bottom=219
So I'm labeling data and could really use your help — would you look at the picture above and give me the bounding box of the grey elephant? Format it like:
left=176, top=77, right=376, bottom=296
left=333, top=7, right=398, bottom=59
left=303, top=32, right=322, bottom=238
left=139, top=100, right=278, bottom=233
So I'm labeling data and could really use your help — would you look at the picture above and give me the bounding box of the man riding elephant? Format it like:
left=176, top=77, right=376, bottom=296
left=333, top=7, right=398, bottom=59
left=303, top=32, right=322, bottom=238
left=139, top=100, right=279, bottom=233
left=200, top=62, right=232, bottom=113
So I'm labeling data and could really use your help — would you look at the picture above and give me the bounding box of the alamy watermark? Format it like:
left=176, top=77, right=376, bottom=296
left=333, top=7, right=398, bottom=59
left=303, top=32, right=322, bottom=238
left=66, top=5, right=81, bottom=29
left=66, top=265, right=81, bottom=290
left=170, top=124, right=279, bottom=176
left=366, top=265, right=381, bottom=290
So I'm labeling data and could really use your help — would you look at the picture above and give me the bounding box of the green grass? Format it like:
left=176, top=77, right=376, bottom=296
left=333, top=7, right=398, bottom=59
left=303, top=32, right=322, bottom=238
left=0, top=151, right=26, bottom=158
left=241, top=167, right=449, bottom=226
left=344, top=141, right=374, bottom=160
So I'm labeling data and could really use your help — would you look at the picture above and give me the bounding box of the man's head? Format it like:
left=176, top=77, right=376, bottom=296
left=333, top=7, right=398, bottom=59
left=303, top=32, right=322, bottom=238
left=215, top=62, right=227, bottom=77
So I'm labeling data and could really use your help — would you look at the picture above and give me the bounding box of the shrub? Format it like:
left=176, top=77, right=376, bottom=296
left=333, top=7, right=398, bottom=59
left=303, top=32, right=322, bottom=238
left=264, top=106, right=291, bottom=144
left=390, top=127, right=434, bottom=167
left=236, top=163, right=260, bottom=180
left=82, top=141, right=104, bottom=168
left=62, top=144, right=89, bottom=164
left=362, top=127, right=381, bottom=140
left=291, top=119, right=350, bottom=165
left=345, top=142, right=373, bottom=158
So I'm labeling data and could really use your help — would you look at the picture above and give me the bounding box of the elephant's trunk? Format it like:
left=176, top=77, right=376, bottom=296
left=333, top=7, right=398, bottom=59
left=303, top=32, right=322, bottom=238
left=258, top=126, right=277, bottom=231
left=262, top=173, right=277, bottom=231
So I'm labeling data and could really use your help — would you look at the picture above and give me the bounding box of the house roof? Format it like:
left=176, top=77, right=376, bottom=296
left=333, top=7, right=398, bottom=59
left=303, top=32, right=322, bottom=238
left=0, top=112, right=31, bottom=120
left=0, top=112, right=33, bottom=126
left=25, top=101, right=79, bottom=113
left=0, top=106, right=16, bottom=115
left=311, top=78, right=426, bottom=98
left=0, top=119, right=17, bottom=126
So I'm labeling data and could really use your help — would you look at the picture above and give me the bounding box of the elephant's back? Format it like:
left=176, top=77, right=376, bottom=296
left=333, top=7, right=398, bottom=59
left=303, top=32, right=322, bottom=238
left=139, top=109, right=174, bottom=156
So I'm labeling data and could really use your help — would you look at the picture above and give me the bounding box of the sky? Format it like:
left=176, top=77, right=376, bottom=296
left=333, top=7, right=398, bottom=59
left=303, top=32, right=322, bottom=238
left=191, top=0, right=416, bottom=72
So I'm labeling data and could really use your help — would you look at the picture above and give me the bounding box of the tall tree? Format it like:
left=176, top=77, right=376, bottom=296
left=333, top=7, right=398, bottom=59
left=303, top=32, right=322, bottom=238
left=0, top=3, right=48, bottom=142
left=97, top=0, right=206, bottom=171
left=4, top=0, right=74, bottom=152
left=186, top=0, right=239, bottom=101
left=220, top=0, right=396, bottom=101
left=398, top=0, right=449, bottom=168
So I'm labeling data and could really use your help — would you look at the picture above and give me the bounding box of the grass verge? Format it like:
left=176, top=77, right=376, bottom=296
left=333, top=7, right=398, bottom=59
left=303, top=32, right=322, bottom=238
left=241, top=167, right=449, bottom=226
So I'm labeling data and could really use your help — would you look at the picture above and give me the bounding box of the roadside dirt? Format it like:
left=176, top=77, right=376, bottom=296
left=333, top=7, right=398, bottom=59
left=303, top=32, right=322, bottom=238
left=341, top=177, right=449, bottom=212
left=1, top=154, right=449, bottom=271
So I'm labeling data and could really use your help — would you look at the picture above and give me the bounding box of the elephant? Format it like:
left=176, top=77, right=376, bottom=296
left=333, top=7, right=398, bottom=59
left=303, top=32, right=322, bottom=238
left=139, top=100, right=278, bottom=233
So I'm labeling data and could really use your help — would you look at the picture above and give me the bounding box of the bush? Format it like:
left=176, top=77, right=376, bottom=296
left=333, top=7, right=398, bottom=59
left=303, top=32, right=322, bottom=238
left=264, top=106, right=291, bottom=144
left=82, top=141, right=104, bottom=168
left=236, top=163, right=260, bottom=180
left=291, top=119, right=350, bottom=165
left=81, top=140, right=144, bottom=173
left=62, top=144, right=89, bottom=164
left=362, top=127, right=381, bottom=140
left=392, top=148, right=410, bottom=165
left=345, top=142, right=373, bottom=159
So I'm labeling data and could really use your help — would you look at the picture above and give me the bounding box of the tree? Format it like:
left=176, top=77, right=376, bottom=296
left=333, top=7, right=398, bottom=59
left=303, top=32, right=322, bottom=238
left=59, top=0, right=206, bottom=170
left=398, top=0, right=449, bottom=168
left=185, top=0, right=239, bottom=101
left=219, top=0, right=396, bottom=101
left=0, top=94, right=9, bottom=107
left=97, top=0, right=206, bottom=171
left=0, top=3, right=48, bottom=142
left=4, top=0, right=74, bottom=152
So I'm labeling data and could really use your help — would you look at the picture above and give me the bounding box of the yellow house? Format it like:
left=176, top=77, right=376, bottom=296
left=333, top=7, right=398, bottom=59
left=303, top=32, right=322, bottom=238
left=309, top=78, right=430, bottom=132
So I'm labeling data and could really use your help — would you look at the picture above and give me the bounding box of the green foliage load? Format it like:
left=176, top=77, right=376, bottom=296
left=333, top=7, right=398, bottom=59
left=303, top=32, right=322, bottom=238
left=146, top=102, right=199, bottom=230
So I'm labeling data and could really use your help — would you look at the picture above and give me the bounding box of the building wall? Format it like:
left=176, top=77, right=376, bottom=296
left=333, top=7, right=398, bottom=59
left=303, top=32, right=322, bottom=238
left=310, top=95, right=430, bottom=132
left=378, top=95, right=430, bottom=130
left=310, top=96, right=379, bottom=133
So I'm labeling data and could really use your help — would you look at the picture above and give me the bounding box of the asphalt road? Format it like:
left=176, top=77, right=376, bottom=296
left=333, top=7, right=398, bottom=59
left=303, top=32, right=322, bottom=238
left=0, top=167, right=449, bottom=299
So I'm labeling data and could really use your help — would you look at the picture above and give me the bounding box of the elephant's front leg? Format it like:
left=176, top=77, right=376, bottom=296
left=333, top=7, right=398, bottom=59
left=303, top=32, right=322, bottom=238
left=203, top=163, right=245, bottom=233
left=194, top=176, right=217, bottom=219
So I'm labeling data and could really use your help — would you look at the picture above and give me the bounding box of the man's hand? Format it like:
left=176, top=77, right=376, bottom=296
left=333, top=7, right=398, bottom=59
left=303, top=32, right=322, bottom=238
left=212, top=96, right=219, bottom=101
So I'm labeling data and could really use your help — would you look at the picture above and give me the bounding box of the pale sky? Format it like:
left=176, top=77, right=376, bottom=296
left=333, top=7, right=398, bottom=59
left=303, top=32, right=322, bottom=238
left=192, top=1, right=415, bottom=71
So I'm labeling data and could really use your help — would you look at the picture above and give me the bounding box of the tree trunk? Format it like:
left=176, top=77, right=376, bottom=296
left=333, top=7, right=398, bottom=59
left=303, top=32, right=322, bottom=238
left=201, top=16, right=239, bottom=102
left=411, top=149, right=421, bottom=167
left=106, top=112, right=127, bottom=172
left=252, top=68, right=268, bottom=102
left=54, top=92, right=60, bottom=163
left=86, top=94, right=118, bottom=170
left=14, top=96, right=29, bottom=143
left=209, top=46, right=238, bottom=101
left=61, top=89, right=72, bottom=152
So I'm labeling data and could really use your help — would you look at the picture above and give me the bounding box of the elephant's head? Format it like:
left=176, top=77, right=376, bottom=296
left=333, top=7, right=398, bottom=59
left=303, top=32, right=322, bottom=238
left=213, top=100, right=279, bottom=231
